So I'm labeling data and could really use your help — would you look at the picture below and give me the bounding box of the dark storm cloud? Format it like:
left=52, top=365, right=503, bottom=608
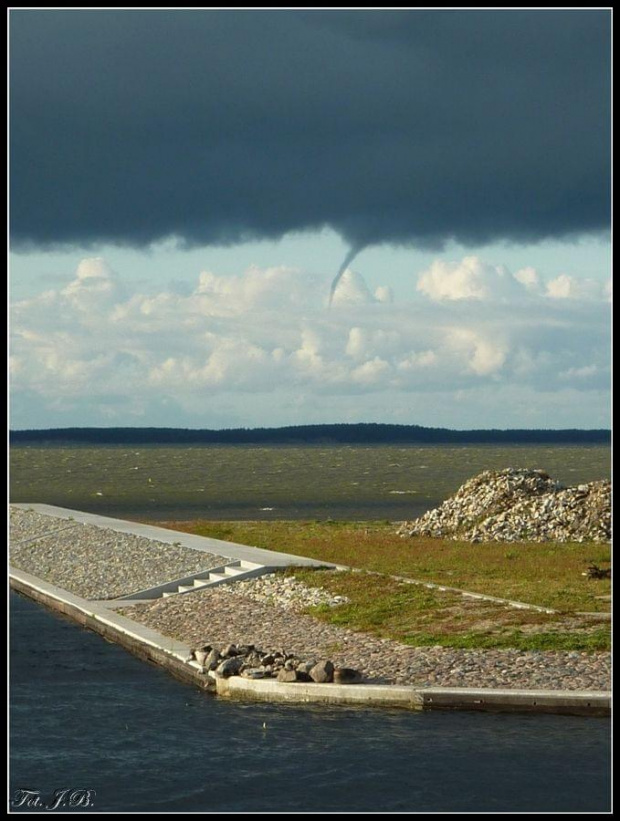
left=9, top=9, right=611, bottom=251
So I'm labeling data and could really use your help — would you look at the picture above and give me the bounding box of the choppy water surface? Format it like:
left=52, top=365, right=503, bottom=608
left=9, top=443, right=611, bottom=521
left=9, top=593, right=611, bottom=813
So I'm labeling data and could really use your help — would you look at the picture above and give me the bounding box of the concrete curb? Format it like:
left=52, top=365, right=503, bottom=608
left=9, top=568, right=611, bottom=717
left=215, top=676, right=424, bottom=709
left=214, top=676, right=609, bottom=716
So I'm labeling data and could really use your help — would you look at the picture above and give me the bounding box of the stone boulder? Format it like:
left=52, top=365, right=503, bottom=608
left=189, top=642, right=365, bottom=685
left=277, top=668, right=299, bottom=683
left=310, top=660, right=335, bottom=683
left=333, top=667, right=362, bottom=684
left=215, top=656, right=244, bottom=678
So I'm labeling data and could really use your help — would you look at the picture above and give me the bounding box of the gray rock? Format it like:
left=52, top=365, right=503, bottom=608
left=296, top=660, right=317, bottom=674
left=216, top=656, right=244, bottom=678
left=277, top=668, right=299, bottom=683
left=240, top=668, right=266, bottom=679
left=244, top=652, right=264, bottom=668
left=194, top=649, right=209, bottom=666
left=221, top=643, right=239, bottom=658
left=295, top=671, right=312, bottom=682
left=333, top=667, right=362, bottom=684
left=310, top=660, right=334, bottom=683
left=584, top=564, right=611, bottom=579
left=204, top=648, right=221, bottom=671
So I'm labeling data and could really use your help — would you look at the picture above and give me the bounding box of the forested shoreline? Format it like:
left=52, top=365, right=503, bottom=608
left=9, top=423, right=611, bottom=446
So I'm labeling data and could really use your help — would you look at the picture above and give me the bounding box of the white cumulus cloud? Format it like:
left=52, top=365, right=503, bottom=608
left=61, top=257, right=123, bottom=311
left=546, top=273, right=608, bottom=300
left=416, top=256, right=522, bottom=301
left=9, top=255, right=611, bottom=427
left=514, top=266, right=541, bottom=292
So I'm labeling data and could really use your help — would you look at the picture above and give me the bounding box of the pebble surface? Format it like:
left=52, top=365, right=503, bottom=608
left=9, top=508, right=231, bottom=600
left=120, top=577, right=611, bottom=691
left=221, top=572, right=349, bottom=610
left=10, top=506, right=610, bottom=691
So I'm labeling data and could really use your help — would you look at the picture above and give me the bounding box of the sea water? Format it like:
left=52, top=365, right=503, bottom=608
left=9, top=593, right=611, bottom=813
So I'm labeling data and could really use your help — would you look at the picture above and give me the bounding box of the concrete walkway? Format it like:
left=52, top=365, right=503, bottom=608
left=11, top=501, right=610, bottom=618
left=11, top=503, right=337, bottom=569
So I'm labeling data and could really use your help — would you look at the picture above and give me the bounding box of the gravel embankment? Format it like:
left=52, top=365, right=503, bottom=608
left=11, top=506, right=610, bottom=691
left=221, top=572, right=349, bottom=610
left=10, top=506, right=79, bottom=543
left=9, top=507, right=231, bottom=600
left=120, top=578, right=611, bottom=692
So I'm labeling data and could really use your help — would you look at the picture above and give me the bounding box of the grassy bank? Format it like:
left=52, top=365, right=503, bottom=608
left=154, top=519, right=611, bottom=652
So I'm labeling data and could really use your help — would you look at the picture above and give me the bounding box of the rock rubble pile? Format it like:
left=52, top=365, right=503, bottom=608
left=220, top=572, right=348, bottom=611
left=397, top=468, right=610, bottom=543
left=188, top=642, right=361, bottom=684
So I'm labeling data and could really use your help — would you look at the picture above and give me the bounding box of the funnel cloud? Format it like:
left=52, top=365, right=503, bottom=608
left=329, top=246, right=366, bottom=306
left=9, top=10, right=611, bottom=254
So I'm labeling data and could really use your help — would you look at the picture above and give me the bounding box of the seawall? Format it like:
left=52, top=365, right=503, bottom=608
left=9, top=568, right=610, bottom=717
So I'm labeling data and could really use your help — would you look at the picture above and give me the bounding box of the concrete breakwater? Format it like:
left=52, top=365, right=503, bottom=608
left=9, top=569, right=609, bottom=716
left=9, top=504, right=611, bottom=715
left=397, top=468, right=611, bottom=543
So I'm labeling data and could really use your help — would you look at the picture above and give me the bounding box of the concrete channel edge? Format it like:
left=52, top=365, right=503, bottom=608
left=9, top=568, right=610, bottom=717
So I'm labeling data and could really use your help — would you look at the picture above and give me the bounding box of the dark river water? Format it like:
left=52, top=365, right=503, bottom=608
left=9, top=592, right=611, bottom=814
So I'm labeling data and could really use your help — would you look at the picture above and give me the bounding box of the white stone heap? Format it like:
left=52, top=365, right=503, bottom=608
left=397, top=468, right=610, bottom=543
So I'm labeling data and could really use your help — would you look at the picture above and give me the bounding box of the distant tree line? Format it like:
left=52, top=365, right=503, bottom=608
left=8, top=424, right=611, bottom=446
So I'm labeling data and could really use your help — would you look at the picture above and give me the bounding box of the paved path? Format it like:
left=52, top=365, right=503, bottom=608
left=11, top=503, right=334, bottom=569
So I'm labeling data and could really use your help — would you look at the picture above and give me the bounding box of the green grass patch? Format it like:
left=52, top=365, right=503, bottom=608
left=162, top=519, right=611, bottom=614
left=153, top=520, right=611, bottom=652
left=285, top=567, right=611, bottom=652
left=398, top=629, right=611, bottom=652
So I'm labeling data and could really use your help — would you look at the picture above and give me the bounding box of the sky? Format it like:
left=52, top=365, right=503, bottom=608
left=8, top=9, right=612, bottom=431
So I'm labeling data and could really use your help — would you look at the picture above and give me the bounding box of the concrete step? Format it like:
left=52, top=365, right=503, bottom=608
left=194, top=565, right=267, bottom=590
left=117, top=560, right=273, bottom=602
left=206, top=572, right=228, bottom=584
left=223, top=566, right=246, bottom=577
left=238, top=560, right=264, bottom=571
